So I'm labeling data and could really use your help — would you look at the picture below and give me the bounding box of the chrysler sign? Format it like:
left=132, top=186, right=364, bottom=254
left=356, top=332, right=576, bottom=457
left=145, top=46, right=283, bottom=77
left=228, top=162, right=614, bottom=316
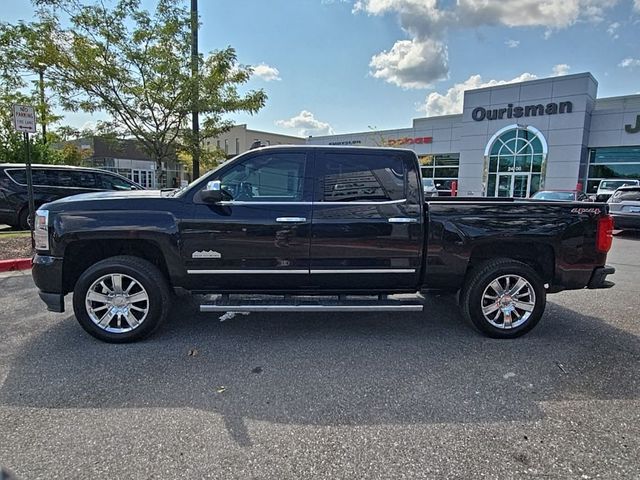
left=472, top=101, right=573, bottom=121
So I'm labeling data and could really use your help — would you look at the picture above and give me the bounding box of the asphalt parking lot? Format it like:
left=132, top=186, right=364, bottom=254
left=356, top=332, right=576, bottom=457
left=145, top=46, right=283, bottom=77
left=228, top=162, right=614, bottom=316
left=1, top=234, right=639, bottom=479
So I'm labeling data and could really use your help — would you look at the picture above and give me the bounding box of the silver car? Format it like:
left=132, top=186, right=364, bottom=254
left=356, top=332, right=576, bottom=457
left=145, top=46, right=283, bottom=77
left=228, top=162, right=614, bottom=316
left=608, top=186, right=640, bottom=231
left=422, top=178, right=439, bottom=197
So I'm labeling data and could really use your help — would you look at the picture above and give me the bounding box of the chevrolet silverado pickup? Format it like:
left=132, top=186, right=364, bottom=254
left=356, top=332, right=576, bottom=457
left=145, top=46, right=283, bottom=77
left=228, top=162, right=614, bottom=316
left=31, top=146, right=615, bottom=342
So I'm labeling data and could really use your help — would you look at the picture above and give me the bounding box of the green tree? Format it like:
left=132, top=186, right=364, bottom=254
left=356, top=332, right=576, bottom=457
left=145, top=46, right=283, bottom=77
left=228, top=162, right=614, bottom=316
left=31, top=0, right=266, bottom=177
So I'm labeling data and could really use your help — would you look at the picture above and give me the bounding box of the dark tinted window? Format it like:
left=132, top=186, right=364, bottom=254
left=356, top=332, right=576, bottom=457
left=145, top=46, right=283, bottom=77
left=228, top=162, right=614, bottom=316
left=97, top=173, right=138, bottom=191
left=68, top=170, right=97, bottom=188
left=319, top=153, right=405, bottom=202
left=5, top=169, right=26, bottom=184
left=217, top=153, right=307, bottom=201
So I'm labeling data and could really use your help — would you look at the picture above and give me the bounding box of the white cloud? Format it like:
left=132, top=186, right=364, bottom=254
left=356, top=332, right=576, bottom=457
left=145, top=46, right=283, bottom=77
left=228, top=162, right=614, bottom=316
left=252, top=63, right=281, bottom=82
left=369, top=38, right=448, bottom=89
left=421, top=72, right=538, bottom=116
left=635, top=0, right=640, bottom=12
left=276, top=110, right=335, bottom=137
left=607, top=21, right=620, bottom=38
left=355, top=0, right=617, bottom=88
left=552, top=64, right=571, bottom=76
left=505, top=39, right=520, bottom=48
left=619, top=58, right=640, bottom=68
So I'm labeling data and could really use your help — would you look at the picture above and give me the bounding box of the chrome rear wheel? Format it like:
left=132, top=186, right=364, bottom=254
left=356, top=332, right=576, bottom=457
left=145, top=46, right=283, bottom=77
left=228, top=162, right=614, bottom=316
left=480, top=274, right=536, bottom=329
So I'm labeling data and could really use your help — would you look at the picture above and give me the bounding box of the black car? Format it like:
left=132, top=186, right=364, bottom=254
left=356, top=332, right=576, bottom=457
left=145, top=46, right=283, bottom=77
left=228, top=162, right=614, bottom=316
left=0, top=164, right=143, bottom=229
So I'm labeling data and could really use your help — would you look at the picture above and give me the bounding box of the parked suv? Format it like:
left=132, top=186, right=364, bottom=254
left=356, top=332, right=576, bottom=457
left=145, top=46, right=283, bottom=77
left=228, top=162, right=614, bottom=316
left=608, top=186, right=640, bottom=231
left=0, top=164, right=143, bottom=229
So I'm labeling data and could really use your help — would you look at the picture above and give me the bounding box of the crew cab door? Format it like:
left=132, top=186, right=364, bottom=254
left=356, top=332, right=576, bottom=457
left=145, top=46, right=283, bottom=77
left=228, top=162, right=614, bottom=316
left=309, top=150, right=423, bottom=290
left=183, top=150, right=313, bottom=291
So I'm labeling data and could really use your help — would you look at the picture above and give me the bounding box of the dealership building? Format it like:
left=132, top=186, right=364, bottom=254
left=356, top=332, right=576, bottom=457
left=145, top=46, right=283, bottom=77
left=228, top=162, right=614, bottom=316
left=307, top=73, right=640, bottom=197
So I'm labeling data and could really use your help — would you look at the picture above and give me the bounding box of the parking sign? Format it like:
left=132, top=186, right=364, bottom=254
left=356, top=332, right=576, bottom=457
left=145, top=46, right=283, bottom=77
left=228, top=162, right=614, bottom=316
left=12, top=104, right=37, bottom=133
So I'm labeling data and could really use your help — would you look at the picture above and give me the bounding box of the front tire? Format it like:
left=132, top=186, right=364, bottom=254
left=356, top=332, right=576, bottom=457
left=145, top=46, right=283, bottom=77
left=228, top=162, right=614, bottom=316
left=460, top=258, right=546, bottom=339
left=73, top=256, right=171, bottom=343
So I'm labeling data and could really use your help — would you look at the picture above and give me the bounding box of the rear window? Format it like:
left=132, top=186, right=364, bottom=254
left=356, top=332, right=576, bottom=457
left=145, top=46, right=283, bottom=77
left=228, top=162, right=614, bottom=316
left=532, top=191, right=574, bottom=201
left=5, top=169, right=27, bottom=184
left=610, top=188, right=640, bottom=202
left=317, top=152, right=406, bottom=202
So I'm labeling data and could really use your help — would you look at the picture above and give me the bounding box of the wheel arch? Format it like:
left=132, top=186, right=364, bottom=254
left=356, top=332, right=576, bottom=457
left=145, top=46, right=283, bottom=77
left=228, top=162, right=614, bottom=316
left=467, top=241, right=555, bottom=284
left=62, top=239, right=171, bottom=294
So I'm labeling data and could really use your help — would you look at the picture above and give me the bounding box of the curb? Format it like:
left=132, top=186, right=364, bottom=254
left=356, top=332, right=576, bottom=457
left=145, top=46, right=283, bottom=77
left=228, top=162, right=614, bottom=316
left=0, top=258, right=32, bottom=272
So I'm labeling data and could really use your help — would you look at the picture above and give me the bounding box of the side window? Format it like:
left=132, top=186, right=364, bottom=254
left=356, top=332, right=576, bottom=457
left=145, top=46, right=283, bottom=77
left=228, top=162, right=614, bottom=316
left=98, top=173, right=137, bottom=191
left=318, top=153, right=406, bottom=202
left=68, top=171, right=97, bottom=188
left=5, top=169, right=27, bottom=184
left=217, top=153, right=307, bottom=201
left=32, top=169, right=53, bottom=186
left=53, top=170, right=74, bottom=187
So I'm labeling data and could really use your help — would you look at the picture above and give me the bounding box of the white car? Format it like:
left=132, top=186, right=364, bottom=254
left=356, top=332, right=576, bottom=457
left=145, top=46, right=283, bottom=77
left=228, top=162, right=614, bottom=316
left=422, top=178, right=439, bottom=197
left=596, top=179, right=640, bottom=202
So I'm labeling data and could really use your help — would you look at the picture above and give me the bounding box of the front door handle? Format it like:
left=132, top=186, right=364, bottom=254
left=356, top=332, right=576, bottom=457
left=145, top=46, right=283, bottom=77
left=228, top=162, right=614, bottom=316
left=388, top=217, right=419, bottom=223
left=276, top=217, right=307, bottom=223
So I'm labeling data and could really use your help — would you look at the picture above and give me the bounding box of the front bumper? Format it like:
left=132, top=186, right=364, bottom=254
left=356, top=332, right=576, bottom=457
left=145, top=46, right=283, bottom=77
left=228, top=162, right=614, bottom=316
left=587, top=265, right=616, bottom=289
left=32, top=254, right=65, bottom=313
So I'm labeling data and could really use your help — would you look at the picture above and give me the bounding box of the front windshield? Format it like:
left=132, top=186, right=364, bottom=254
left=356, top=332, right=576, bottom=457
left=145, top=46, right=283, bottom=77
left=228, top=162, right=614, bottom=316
left=166, top=160, right=232, bottom=197
left=600, top=180, right=633, bottom=190
left=532, top=191, right=574, bottom=201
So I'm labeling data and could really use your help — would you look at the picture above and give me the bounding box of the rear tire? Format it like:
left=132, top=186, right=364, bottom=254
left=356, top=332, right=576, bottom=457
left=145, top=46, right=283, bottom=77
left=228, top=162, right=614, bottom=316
left=72, top=255, right=171, bottom=343
left=460, top=258, right=546, bottom=339
left=17, top=207, right=29, bottom=230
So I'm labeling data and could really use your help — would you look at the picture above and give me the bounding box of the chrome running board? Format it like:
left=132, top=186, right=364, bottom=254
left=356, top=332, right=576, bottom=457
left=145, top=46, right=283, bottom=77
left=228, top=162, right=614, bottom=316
left=199, top=293, right=425, bottom=313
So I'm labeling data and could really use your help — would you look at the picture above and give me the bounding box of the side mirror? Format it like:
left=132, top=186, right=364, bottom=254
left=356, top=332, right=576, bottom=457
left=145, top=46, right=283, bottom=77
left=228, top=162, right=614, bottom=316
left=200, top=180, right=229, bottom=203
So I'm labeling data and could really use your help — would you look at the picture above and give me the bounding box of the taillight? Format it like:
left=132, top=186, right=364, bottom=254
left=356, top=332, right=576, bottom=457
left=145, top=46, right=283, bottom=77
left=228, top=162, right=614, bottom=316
left=596, top=215, right=614, bottom=253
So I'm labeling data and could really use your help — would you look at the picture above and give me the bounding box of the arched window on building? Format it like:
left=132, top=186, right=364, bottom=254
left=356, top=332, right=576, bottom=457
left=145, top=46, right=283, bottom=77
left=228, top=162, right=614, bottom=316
left=484, top=125, right=547, bottom=198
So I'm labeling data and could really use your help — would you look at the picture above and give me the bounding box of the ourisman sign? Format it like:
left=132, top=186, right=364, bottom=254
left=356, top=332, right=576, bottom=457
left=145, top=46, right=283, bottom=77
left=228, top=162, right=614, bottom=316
left=472, top=101, right=573, bottom=121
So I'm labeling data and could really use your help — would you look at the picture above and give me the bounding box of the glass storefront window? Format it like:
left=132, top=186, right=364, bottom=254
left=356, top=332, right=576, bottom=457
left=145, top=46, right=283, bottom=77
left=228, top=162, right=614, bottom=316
left=485, top=126, right=546, bottom=197
left=586, top=147, right=640, bottom=194
left=419, top=154, right=459, bottom=194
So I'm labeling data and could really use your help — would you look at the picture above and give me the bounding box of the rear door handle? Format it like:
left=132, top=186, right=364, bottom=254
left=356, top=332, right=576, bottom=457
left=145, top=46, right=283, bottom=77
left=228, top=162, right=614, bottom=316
left=276, top=217, right=307, bottom=223
left=388, top=217, right=419, bottom=223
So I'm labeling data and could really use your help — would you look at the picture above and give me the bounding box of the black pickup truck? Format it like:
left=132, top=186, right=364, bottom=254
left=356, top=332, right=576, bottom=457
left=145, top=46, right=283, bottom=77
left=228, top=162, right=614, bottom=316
left=31, top=146, right=615, bottom=342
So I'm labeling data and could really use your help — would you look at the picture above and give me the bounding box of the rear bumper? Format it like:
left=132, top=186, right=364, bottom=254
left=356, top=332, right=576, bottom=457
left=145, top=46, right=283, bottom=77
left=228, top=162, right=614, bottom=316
left=611, top=213, right=640, bottom=230
left=32, top=254, right=65, bottom=313
left=587, top=265, right=615, bottom=289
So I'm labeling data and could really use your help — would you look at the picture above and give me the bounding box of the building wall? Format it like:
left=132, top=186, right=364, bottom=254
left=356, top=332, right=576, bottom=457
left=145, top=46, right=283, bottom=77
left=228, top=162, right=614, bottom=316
left=589, top=95, right=640, bottom=148
left=306, top=72, right=639, bottom=198
left=205, top=125, right=304, bottom=157
left=457, top=73, right=597, bottom=195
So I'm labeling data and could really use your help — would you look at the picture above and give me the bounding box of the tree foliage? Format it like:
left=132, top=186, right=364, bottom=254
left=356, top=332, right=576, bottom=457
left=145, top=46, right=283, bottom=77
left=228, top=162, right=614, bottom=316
left=25, top=0, right=267, bottom=172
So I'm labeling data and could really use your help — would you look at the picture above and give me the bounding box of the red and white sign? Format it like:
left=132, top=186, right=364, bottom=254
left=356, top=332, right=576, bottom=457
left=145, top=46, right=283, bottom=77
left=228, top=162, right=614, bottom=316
left=384, top=136, right=433, bottom=146
left=12, top=104, right=37, bottom=133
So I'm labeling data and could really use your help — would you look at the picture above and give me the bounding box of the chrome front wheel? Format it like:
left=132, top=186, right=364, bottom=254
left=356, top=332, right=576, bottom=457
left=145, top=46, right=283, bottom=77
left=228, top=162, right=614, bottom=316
left=73, top=256, right=170, bottom=343
left=85, top=273, right=150, bottom=333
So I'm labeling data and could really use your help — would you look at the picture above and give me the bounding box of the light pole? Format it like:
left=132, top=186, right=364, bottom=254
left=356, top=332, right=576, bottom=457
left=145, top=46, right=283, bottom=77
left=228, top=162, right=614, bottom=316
left=191, top=0, right=200, bottom=179
left=37, top=63, right=47, bottom=144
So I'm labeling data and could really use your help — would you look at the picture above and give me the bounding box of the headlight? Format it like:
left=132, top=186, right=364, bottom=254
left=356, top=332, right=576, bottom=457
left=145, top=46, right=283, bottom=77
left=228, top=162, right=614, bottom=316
left=34, top=209, right=49, bottom=251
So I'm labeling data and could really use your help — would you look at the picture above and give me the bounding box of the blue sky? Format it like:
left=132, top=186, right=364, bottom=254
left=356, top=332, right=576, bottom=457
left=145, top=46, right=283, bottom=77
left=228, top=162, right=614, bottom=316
left=3, top=0, right=640, bottom=137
